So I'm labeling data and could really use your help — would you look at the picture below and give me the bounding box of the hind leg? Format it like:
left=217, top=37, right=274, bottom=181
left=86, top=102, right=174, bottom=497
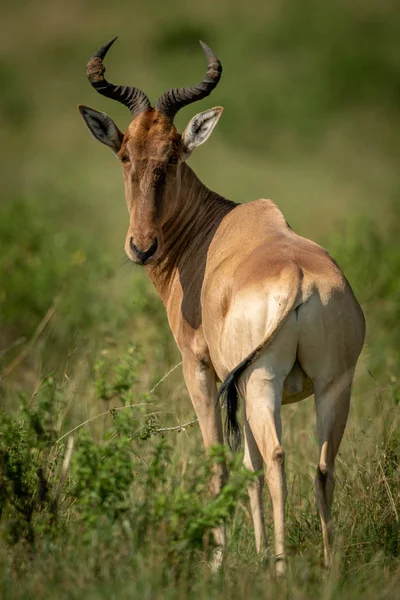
left=243, top=371, right=288, bottom=575
left=314, top=374, right=352, bottom=567
left=243, top=418, right=268, bottom=557
left=240, top=315, right=298, bottom=574
left=296, top=291, right=364, bottom=567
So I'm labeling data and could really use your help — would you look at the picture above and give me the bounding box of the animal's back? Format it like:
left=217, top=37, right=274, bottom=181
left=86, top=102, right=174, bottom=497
left=202, top=198, right=365, bottom=383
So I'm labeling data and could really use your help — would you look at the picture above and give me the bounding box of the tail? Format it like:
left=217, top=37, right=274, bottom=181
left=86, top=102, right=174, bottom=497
left=217, top=285, right=301, bottom=451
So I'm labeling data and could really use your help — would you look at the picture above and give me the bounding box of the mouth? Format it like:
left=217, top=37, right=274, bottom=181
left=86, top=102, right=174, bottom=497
left=127, top=252, right=157, bottom=266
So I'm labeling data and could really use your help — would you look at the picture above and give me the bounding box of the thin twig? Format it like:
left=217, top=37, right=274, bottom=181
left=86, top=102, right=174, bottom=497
left=0, top=337, right=26, bottom=359
left=155, top=418, right=198, bottom=434
left=378, top=461, right=399, bottom=522
left=148, top=361, right=182, bottom=395
left=103, top=431, right=118, bottom=447
left=55, top=402, right=150, bottom=443
left=54, top=436, right=75, bottom=501
left=131, top=448, right=148, bottom=466
left=55, top=361, right=183, bottom=444
left=1, top=304, right=55, bottom=379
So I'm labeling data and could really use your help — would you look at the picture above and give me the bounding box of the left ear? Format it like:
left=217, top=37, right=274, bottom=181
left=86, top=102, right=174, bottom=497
left=78, top=104, right=123, bottom=154
left=182, top=107, right=224, bottom=153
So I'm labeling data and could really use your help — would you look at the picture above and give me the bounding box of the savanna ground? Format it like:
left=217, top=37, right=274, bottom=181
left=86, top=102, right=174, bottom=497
left=0, top=1, right=399, bottom=598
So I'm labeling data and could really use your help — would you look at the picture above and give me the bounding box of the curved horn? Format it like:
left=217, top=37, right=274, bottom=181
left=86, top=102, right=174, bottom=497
left=86, top=37, right=151, bottom=117
left=155, top=41, right=222, bottom=122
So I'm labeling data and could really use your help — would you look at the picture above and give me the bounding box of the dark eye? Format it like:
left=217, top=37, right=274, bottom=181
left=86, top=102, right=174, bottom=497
left=168, top=156, right=178, bottom=166
left=120, top=153, right=130, bottom=163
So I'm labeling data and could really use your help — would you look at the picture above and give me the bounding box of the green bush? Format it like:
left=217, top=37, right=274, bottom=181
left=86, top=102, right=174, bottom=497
left=0, top=377, right=65, bottom=546
left=0, top=345, right=254, bottom=581
left=0, top=198, right=113, bottom=355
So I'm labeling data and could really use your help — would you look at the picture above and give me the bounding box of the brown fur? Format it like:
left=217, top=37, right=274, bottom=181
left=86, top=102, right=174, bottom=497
left=84, top=103, right=365, bottom=573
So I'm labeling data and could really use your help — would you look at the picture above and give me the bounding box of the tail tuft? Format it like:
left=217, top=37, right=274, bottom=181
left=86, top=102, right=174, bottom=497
left=217, top=287, right=300, bottom=451
left=217, top=350, right=262, bottom=451
left=218, top=371, right=241, bottom=451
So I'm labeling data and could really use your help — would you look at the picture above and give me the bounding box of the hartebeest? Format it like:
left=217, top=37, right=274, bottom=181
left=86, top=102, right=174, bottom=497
left=79, top=38, right=365, bottom=574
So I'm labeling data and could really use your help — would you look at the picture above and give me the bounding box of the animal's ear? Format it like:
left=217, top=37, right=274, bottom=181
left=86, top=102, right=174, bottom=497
left=182, top=107, right=224, bottom=153
left=78, top=105, right=123, bottom=153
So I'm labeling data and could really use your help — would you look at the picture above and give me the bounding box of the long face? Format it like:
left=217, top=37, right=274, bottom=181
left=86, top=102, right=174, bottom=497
left=80, top=104, right=223, bottom=265
left=79, top=38, right=223, bottom=265
left=119, top=110, right=183, bottom=265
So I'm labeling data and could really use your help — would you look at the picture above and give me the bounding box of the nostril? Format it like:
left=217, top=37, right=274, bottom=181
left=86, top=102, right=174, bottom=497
left=146, top=238, right=158, bottom=259
left=130, top=237, right=158, bottom=264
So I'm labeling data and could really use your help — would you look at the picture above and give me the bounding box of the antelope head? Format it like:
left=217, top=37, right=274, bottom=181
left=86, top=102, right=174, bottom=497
left=79, top=37, right=223, bottom=265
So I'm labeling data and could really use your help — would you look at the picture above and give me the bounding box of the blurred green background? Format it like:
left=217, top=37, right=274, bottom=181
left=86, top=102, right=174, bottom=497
left=1, top=0, right=400, bottom=363
left=0, top=1, right=399, bottom=598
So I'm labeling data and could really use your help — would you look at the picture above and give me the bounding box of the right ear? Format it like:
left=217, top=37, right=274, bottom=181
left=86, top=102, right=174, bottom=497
left=78, top=105, right=123, bottom=154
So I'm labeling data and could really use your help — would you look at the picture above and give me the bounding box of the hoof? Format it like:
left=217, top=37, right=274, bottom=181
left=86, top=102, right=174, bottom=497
left=324, top=551, right=332, bottom=570
left=275, top=554, right=286, bottom=577
left=209, top=546, right=224, bottom=573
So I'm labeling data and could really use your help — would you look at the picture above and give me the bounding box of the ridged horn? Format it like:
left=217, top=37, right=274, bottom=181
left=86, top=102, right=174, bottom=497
left=86, top=37, right=151, bottom=117
left=155, top=41, right=222, bottom=122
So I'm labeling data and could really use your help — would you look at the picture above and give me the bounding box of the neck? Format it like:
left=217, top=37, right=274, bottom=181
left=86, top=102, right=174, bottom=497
left=146, top=162, right=236, bottom=303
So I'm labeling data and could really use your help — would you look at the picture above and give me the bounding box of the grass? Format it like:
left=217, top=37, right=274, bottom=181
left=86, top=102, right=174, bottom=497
left=0, top=345, right=398, bottom=599
left=1, top=0, right=400, bottom=597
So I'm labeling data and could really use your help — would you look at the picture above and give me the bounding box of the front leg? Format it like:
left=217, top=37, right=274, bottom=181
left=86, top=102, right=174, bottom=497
left=182, top=352, right=228, bottom=568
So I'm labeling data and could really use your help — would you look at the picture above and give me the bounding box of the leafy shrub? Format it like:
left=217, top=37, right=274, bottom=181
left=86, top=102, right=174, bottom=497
left=0, top=198, right=113, bottom=355
left=0, top=344, right=255, bottom=582
left=0, top=377, right=64, bottom=546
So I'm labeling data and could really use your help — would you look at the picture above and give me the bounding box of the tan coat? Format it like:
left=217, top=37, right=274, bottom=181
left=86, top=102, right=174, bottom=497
left=80, top=39, right=365, bottom=573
